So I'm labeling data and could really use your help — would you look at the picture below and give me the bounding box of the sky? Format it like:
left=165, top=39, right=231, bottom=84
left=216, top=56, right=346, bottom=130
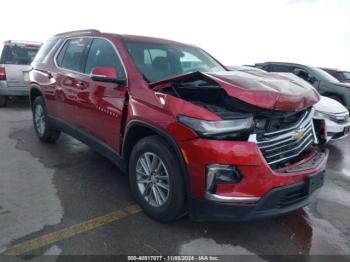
left=1, top=0, right=349, bottom=70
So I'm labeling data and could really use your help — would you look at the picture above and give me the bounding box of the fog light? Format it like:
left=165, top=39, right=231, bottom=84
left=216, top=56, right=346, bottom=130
left=206, top=164, right=242, bottom=193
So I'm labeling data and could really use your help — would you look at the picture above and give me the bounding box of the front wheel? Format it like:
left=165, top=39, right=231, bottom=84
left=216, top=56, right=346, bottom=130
left=32, top=96, right=61, bottom=143
left=129, top=136, right=185, bottom=222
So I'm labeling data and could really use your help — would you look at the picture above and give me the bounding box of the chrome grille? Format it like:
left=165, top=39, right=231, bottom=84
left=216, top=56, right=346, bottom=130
left=254, top=109, right=317, bottom=166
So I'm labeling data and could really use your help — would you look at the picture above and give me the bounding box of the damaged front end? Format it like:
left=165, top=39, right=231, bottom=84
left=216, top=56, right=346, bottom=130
left=152, top=71, right=326, bottom=170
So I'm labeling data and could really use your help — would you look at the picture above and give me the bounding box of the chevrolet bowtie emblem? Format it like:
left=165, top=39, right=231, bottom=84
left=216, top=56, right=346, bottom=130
left=294, top=129, right=304, bottom=142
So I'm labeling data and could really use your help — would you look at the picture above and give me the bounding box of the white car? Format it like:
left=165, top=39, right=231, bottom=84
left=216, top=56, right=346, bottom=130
left=226, top=67, right=350, bottom=142
left=314, top=96, right=350, bottom=142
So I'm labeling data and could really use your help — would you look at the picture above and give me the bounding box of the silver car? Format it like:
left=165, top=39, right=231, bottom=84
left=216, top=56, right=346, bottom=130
left=0, top=40, right=41, bottom=107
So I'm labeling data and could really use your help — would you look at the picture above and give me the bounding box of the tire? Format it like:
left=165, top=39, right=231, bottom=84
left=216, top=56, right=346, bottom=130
left=0, top=96, right=8, bottom=108
left=32, top=96, right=61, bottom=143
left=129, top=135, right=185, bottom=222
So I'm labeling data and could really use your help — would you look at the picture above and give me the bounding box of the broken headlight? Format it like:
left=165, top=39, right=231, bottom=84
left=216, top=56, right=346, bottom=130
left=177, top=114, right=253, bottom=140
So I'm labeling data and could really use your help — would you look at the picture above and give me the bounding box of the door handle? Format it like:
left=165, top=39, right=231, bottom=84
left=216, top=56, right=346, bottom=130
left=76, top=82, right=87, bottom=89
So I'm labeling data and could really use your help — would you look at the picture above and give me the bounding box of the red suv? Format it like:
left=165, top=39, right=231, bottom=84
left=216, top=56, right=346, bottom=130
left=29, top=30, right=329, bottom=221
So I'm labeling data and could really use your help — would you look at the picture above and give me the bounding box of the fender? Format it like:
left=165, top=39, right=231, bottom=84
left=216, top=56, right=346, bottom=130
left=122, top=120, right=191, bottom=197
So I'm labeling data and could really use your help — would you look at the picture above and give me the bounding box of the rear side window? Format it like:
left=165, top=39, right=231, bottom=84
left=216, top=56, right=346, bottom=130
left=59, top=38, right=90, bottom=72
left=34, top=38, right=60, bottom=64
left=0, top=44, right=40, bottom=65
left=269, top=64, right=292, bottom=72
left=84, top=38, right=125, bottom=78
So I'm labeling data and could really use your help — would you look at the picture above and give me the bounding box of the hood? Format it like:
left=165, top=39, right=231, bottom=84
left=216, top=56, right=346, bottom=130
left=150, top=71, right=320, bottom=111
left=314, top=96, right=348, bottom=114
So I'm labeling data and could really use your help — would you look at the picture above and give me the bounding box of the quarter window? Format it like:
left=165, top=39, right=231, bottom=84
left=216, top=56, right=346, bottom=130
left=84, top=38, right=125, bottom=78
left=34, top=38, right=60, bottom=63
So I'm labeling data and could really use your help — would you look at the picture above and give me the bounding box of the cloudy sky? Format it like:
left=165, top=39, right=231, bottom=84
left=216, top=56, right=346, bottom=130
left=1, top=0, right=349, bottom=70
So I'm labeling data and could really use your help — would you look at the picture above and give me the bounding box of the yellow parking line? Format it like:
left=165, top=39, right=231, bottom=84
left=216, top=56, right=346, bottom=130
left=1, top=204, right=141, bottom=255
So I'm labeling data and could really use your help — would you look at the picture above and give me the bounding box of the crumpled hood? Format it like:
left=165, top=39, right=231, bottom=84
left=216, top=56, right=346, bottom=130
left=150, top=71, right=320, bottom=112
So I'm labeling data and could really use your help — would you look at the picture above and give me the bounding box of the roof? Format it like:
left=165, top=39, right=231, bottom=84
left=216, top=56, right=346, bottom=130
left=255, top=61, right=306, bottom=67
left=120, top=34, right=191, bottom=46
left=3, top=40, right=42, bottom=47
left=53, top=29, right=192, bottom=46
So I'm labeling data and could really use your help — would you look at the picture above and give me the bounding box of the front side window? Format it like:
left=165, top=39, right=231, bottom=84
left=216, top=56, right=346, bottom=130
left=84, top=38, right=125, bottom=78
left=124, top=42, right=225, bottom=82
left=60, top=38, right=90, bottom=72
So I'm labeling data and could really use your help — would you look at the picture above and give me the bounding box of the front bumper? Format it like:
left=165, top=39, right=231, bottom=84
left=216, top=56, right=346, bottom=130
left=324, top=118, right=350, bottom=141
left=179, top=138, right=329, bottom=221
left=189, top=171, right=325, bottom=221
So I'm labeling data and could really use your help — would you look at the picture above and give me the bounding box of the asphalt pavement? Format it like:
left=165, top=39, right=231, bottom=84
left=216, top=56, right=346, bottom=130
left=0, top=98, right=350, bottom=261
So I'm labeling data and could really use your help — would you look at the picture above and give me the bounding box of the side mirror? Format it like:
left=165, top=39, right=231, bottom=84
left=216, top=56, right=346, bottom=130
left=90, top=67, right=126, bottom=85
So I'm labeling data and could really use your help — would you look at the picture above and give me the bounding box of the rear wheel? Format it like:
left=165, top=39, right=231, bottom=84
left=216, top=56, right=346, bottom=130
left=129, top=136, right=185, bottom=222
left=32, top=96, right=61, bottom=143
left=0, top=96, right=8, bottom=108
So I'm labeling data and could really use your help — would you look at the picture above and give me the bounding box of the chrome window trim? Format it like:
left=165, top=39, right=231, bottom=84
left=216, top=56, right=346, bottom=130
left=53, top=36, right=128, bottom=86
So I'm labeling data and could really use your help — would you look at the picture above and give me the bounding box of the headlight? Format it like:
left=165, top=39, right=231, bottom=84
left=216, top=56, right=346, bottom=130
left=177, top=114, right=253, bottom=140
left=314, top=110, right=331, bottom=120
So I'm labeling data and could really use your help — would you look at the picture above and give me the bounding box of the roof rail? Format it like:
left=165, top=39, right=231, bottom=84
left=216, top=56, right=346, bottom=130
left=3, top=40, right=42, bottom=46
left=54, top=29, right=101, bottom=37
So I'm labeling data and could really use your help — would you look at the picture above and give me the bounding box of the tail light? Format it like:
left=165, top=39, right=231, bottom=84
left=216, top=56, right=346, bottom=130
left=0, top=67, right=6, bottom=81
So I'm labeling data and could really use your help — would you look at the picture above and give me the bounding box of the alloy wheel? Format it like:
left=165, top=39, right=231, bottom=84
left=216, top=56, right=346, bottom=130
left=136, top=152, right=170, bottom=207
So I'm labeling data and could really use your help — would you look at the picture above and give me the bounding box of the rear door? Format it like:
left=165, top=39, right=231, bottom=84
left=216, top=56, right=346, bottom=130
left=54, top=38, right=92, bottom=126
left=1, top=44, right=40, bottom=87
left=75, top=38, right=128, bottom=151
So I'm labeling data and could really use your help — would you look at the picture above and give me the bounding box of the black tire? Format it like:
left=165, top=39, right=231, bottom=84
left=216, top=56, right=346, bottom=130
left=129, top=135, right=185, bottom=222
left=32, top=96, right=61, bottom=143
left=0, top=95, right=8, bottom=108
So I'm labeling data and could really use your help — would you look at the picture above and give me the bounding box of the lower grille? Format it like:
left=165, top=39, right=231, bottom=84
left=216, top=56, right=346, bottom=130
left=254, top=109, right=317, bottom=167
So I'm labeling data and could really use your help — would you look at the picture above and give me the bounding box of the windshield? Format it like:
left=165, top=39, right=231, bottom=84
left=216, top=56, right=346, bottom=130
left=124, top=42, right=226, bottom=82
left=341, top=72, right=350, bottom=80
left=1, top=45, right=39, bottom=65
left=310, top=67, right=339, bottom=83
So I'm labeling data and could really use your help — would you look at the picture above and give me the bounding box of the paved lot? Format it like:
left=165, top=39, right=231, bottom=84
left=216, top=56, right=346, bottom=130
left=1, top=98, right=350, bottom=259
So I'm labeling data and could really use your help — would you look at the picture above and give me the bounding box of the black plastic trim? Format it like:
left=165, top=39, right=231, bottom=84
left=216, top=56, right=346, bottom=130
left=190, top=171, right=325, bottom=222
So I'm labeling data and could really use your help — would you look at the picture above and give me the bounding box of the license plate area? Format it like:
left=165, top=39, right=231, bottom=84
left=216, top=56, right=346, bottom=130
left=344, top=126, right=350, bottom=135
left=306, top=171, right=325, bottom=194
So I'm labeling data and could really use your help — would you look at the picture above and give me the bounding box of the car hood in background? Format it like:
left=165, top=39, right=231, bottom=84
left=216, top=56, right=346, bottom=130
left=150, top=71, right=320, bottom=112
left=314, top=96, right=348, bottom=114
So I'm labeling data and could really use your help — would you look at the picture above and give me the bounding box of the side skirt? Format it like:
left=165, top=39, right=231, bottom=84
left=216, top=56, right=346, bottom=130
left=48, top=116, right=126, bottom=173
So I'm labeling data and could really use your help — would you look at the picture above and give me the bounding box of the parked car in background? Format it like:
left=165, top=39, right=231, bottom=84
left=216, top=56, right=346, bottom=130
left=314, top=96, right=350, bottom=142
left=321, top=68, right=350, bottom=84
left=29, top=30, right=328, bottom=222
left=0, top=40, right=41, bottom=107
left=255, top=62, right=350, bottom=110
left=228, top=67, right=350, bottom=142
left=227, top=65, right=266, bottom=73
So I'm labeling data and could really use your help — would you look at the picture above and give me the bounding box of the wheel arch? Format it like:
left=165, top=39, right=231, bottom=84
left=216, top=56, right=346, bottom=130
left=122, top=120, right=190, bottom=195
left=29, top=85, right=44, bottom=108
